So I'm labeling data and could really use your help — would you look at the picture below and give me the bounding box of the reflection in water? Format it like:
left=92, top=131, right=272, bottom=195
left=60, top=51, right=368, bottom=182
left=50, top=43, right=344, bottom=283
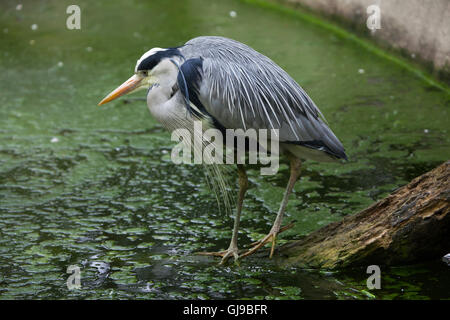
left=0, top=0, right=449, bottom=299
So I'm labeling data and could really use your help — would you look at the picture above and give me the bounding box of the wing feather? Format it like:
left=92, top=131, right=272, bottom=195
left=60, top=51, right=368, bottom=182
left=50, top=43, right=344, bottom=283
left=178, top=36, right=347, bottom=159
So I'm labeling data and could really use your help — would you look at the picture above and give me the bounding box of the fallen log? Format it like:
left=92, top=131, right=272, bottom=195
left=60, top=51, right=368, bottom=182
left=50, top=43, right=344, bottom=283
left=280, top=161, right=450, bottom=269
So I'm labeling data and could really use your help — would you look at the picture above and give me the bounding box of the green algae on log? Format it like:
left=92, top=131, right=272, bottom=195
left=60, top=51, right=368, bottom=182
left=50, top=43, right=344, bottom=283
left=281, top=161, right=450, bottom=269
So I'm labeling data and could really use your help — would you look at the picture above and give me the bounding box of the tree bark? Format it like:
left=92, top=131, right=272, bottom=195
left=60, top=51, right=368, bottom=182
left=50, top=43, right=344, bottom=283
left=281, top=161, right=450, bottom=269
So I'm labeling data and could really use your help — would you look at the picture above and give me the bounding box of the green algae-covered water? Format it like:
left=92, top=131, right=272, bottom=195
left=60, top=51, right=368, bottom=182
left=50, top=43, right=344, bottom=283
left=0, top=0, right=449, bottom=299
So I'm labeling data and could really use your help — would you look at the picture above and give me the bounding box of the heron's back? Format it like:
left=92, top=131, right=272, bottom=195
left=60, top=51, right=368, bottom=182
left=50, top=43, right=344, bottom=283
left=178, top=36, right=347, bottom=161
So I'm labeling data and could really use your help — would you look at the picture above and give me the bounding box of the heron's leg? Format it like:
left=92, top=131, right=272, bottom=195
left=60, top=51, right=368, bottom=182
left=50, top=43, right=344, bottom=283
left=241, top=156, right=301, bottom=259
left=222, top=164, right=248, bottom=263
left=196, top=164, right=248, bottom=264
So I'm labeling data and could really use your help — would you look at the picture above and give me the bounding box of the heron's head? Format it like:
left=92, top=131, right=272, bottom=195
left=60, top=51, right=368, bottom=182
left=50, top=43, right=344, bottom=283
left=98, top=47, right=182, bottom=106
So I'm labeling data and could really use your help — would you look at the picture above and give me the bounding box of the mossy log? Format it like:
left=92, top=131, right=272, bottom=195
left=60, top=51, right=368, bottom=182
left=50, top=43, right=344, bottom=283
left=280, top=161, right=450, bottom=269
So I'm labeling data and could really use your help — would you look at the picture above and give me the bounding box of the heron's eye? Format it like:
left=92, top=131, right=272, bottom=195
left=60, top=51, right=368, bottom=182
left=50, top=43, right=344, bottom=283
left=141, top=71, right=148, bottom=77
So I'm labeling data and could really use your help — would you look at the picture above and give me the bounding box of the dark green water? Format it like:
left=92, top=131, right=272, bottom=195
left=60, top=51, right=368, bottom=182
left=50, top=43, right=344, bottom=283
left=0, top=0, right=449, bottom=299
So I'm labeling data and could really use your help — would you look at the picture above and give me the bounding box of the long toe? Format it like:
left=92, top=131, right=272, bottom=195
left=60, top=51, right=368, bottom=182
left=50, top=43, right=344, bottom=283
left=241, top=221, right=296, bottom=259
left=196, top=247, right=241, bottom=265
left=240, top=233, right=275, bottom=259
left=196, top=250, right=228, bottom=257
left=245, top=221, right=295, bottom=248
left=219, top=249, right=240, bottom=265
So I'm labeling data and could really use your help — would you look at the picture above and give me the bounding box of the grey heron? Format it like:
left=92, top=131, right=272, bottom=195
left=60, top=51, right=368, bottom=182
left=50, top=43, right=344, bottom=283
left=98, top=36, right=347, bottom=264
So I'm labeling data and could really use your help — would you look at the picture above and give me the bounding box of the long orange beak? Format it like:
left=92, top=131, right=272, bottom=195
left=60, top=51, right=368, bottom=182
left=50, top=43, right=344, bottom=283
left=98, top=74, right=143, bottom=106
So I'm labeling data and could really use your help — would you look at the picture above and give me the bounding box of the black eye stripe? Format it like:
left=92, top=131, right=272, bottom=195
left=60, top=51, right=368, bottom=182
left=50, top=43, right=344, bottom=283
left=137, top=48, right=183, bottom=71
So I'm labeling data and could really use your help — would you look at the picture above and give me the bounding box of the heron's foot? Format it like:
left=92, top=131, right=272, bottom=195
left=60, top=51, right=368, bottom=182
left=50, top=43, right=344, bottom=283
left=196, top=245, right=241, bottom=265
left=241, top=221, right=295, bottom=259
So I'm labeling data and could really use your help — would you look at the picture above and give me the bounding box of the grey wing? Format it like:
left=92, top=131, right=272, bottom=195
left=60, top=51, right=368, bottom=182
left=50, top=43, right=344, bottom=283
left=178, top=36, right=347, bottom=160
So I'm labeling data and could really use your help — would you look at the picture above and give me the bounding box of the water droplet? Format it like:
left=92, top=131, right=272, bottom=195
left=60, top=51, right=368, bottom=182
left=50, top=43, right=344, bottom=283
left=86, top=46, right=93, bottom=52
left=51, top=137, right=59, bottom=143
left=229, top=11, right=237, bottom=18
left=16, top=4, right=23, bottom=11
left=424, top=129, right=429, bottom=134
left=57, top=61, right=64, bottom=67
left=358, top=68, right=365, bottom=74
left=31, top=24, right=38, bottom=31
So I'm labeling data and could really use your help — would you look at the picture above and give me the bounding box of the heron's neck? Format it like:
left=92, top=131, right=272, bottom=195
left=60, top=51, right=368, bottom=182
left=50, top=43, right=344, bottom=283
left=147, top=84, right=172, bottom=107
left=146, top=60, right=185, bottom=128
left=146, top=60, right=178, bottom=107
